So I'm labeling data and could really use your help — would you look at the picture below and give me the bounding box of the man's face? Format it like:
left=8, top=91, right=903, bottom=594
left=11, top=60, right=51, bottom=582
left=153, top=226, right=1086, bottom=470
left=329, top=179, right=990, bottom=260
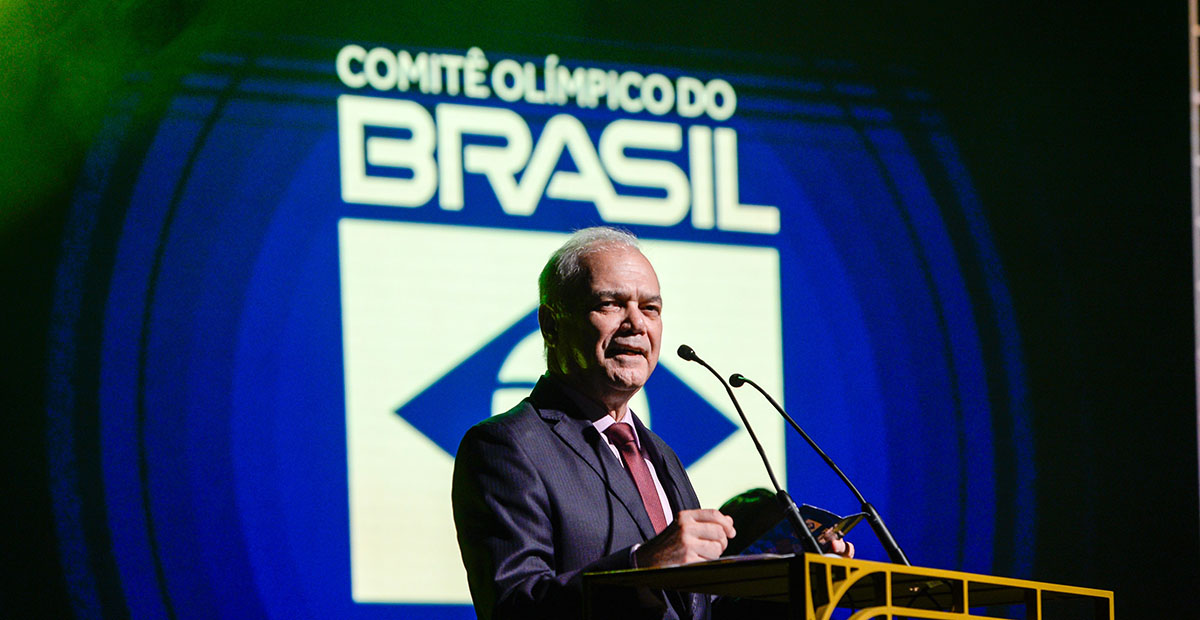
left=545, top=245, right=663, bottom=407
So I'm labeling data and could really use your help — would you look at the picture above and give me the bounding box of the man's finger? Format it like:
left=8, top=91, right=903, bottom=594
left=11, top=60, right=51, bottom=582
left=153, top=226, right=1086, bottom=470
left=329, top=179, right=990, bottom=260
left=689, top=510, right=737, bottom=537
left=690, top=538, right=727, bottom=561
left=681, top=520, right=734, bottom=543
left=696, top=508, right=734, bottom=523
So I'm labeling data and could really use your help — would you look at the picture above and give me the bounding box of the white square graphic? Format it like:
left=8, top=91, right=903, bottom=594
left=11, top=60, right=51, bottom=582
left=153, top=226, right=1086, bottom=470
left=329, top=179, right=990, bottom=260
left=339, top=219, right=784, bottom=603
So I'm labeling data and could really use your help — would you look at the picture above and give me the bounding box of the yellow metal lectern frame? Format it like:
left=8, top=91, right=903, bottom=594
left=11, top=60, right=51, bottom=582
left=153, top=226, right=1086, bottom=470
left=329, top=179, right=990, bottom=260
left=584, top=554, right=1113, bottom=619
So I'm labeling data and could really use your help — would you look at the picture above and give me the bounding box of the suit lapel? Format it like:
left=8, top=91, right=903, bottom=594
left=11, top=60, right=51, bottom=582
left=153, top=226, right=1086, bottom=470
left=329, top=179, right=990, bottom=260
left=532, top=379, right=657, bottom=540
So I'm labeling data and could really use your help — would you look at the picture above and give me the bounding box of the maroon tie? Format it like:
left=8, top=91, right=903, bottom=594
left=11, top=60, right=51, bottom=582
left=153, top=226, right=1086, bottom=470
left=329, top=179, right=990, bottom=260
left=604, top=423, right=669, bottom=534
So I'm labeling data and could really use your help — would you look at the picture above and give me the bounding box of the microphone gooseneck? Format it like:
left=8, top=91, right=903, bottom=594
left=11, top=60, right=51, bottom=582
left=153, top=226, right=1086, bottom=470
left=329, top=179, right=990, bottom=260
left=728, top=374, right=864, bottom=503
left=730, top=372, right=911, bottom=566
left=677, top=345, right=822, bottom=555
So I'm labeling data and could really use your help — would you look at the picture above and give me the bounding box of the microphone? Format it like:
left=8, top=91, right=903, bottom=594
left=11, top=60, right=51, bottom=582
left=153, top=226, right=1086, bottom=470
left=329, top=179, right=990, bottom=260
left=730, top=372, right=911, bottom=566
left=676, top=345, right=822, bottom=556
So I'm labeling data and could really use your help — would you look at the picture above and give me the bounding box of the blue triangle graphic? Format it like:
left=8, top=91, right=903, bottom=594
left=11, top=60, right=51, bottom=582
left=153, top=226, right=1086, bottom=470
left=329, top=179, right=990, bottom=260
left=643, top=366, right=739, bottom=469
left=395, top=309, right=540, bottom=457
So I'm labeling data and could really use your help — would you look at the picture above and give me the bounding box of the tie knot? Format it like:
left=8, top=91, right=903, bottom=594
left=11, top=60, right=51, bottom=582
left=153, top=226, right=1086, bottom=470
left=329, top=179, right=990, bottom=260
left=603, top=423, right=638, bottom=451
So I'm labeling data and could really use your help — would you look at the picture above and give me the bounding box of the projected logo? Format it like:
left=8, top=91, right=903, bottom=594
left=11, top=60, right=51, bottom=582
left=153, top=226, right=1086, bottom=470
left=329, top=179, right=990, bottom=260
left=339, top=219, right=785, bottom=604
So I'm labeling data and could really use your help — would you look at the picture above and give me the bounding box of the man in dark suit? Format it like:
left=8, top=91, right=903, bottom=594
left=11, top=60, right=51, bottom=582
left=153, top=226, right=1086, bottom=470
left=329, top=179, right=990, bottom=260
left=452, top=227, right=737, bottom=619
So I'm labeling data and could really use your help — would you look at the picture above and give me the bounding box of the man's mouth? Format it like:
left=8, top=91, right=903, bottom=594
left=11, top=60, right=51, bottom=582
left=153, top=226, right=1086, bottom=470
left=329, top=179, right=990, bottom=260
left=608, top=344, right=646, bottom=358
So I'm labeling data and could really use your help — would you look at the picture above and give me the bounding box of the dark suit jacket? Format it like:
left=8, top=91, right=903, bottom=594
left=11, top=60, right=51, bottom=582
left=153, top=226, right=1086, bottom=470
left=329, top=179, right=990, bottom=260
left=452, top=376, right=706, bottom=620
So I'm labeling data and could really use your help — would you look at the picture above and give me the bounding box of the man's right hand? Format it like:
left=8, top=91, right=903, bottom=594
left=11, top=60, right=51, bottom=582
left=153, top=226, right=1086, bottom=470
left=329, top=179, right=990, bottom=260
left=633, top=509, right=736, bottom=568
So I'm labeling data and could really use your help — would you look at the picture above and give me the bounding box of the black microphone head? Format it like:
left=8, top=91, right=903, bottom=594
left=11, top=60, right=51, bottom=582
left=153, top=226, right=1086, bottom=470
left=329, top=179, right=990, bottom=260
left=676, top=344, right=697, bottom=361
left=729, top=373, right=746, bottom=387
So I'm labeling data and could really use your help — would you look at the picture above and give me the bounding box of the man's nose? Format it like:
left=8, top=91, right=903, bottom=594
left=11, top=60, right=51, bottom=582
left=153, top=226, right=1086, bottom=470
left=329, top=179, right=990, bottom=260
left=623, top=303, right=647, bottom=333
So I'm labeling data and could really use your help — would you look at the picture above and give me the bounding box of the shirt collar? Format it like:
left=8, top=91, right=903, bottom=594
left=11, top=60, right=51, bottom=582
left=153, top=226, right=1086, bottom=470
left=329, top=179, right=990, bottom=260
left=545, top=374, right=642, bottom=449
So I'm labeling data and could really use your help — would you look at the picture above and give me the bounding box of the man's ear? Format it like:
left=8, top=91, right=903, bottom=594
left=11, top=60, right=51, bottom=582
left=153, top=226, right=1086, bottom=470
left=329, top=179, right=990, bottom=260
left=537, top=305, right=556, bottom=344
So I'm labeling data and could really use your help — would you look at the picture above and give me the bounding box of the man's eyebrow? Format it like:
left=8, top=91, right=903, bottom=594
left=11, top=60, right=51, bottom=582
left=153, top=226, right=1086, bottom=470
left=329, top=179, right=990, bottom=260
left=591, top=290, right=662, bottom=304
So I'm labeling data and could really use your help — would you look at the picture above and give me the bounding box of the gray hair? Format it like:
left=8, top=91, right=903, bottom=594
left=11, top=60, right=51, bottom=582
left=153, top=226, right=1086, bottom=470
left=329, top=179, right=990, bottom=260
left=538, top=226, right=641, bottom=314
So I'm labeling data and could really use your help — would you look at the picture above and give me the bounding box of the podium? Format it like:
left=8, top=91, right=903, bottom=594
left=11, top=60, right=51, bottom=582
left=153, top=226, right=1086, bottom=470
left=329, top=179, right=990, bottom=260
left=583, top=554, right=1114, bottom=619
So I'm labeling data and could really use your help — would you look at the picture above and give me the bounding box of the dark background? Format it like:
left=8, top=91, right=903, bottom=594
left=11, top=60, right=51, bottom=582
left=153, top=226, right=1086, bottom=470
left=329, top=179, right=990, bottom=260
left=4, top=2, right=1197, bottom=616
